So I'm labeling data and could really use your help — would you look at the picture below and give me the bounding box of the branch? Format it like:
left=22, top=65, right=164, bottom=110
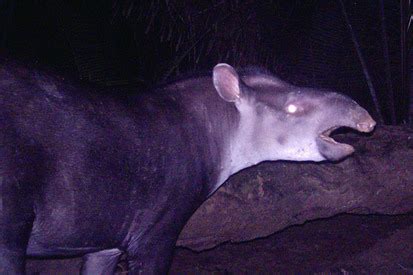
left=339, top=0, right=384, bottom=123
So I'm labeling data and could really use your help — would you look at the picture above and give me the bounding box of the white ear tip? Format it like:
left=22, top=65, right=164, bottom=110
left=214, top=63, right=231, bottom=69
left=213, top=63, right=235, bottom=73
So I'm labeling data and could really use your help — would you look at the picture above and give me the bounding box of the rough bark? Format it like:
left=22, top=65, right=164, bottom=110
left=177, top=126, right=413, bottom=251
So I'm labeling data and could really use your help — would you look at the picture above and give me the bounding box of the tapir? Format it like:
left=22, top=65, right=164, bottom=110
left=0, top=58, right=376, bottom=274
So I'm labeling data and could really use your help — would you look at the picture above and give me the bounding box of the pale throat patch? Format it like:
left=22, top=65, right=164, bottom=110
left=212, top=104, right=258, bottom=194
left=212, top=102, right=324, bottom=196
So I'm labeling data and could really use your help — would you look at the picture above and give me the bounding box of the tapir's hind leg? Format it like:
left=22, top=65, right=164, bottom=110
left=80, top=248, right=123, bottom=275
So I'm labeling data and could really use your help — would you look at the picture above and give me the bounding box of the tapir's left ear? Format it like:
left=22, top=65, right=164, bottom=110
left=213, top=63, right=242, bottom=102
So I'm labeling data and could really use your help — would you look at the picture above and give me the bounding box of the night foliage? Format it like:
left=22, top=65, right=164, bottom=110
left=0, top=0, right=410, bottom=124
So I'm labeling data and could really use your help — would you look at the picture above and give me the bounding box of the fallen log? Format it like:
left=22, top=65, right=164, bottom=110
left=178, top=126, right=413, bottom=251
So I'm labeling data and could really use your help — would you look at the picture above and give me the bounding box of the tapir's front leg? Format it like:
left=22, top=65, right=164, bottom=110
left=126, top=235, right=177, bottom=275
left=124, top=203, right=194, bottom=275
left=0, top=161, right=35, bottom=273
left=0, top=136, right=40, bottom=274
left=80, top=248, right=123, bottom=275
left=0, top=213, right=33, bottom=274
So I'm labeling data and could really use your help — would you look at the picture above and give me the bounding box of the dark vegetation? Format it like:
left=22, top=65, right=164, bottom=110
left=1, top=0, right=411, bottom=124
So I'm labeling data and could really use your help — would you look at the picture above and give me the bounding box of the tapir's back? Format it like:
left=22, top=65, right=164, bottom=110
left=0, top=58, right=198, bottom=165
left=0, top=59, right=211, bottom=255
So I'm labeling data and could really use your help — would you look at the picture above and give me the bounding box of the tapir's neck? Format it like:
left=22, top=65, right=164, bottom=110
left=171, top=79, right=242, bottom=196
left=212, top=103, right=269, bottom=195
left=167, top=80, right=269, bottom=196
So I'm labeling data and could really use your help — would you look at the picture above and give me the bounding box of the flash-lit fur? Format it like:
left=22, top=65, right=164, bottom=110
left=0, top=59, right=375, bottom=274
left=213, top=65, right=374, bottom=191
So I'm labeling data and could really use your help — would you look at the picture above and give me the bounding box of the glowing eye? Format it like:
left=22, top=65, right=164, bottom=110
left=286, top=104, right=298, bottom=113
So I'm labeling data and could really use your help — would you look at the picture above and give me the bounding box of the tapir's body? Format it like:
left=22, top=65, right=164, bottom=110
left=0, top=58, right=375, bottom=274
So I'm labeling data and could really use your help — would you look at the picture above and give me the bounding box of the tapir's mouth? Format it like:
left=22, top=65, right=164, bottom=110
left=319, top=126, right=342, bottom=145
left=319, top=121, right=376, bottom=144
left=317, top=120, right=375, bottom=161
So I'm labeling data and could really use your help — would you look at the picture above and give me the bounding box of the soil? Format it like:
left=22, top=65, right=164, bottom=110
left=27, top=213, right=413, bottom=274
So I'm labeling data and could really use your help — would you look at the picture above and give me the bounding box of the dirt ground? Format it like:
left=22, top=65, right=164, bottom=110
left=27, top=213, right=413, bottom=274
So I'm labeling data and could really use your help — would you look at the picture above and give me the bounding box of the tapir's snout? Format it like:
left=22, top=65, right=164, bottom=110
left=316, top=102, right=376, bottom=161
left=356, top=117, right=376, bottom=133
left=351, top=106, right=376, bottom=133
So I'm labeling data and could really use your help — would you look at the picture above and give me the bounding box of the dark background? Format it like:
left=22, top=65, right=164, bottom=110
left=1, top=1, right=412, bottom=273
left=0, top=0, right=411, bottom=125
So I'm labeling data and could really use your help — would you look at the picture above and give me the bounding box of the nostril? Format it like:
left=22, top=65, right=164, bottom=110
left=357, top=123, right=366, bottom=130
left=367, top=119, right=376, bottom=129
left=357, top=120, right=376, bottom=132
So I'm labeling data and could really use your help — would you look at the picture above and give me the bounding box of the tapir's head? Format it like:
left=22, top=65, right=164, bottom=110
left=212, top=63, right=376, bottom=166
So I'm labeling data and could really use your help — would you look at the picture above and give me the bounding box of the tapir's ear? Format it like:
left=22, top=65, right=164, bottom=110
left=213, top=63, right=242, bottom=102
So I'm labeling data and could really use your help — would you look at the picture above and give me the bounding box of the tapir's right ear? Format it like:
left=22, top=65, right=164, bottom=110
left=213, top=63, right=242, bottom=102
